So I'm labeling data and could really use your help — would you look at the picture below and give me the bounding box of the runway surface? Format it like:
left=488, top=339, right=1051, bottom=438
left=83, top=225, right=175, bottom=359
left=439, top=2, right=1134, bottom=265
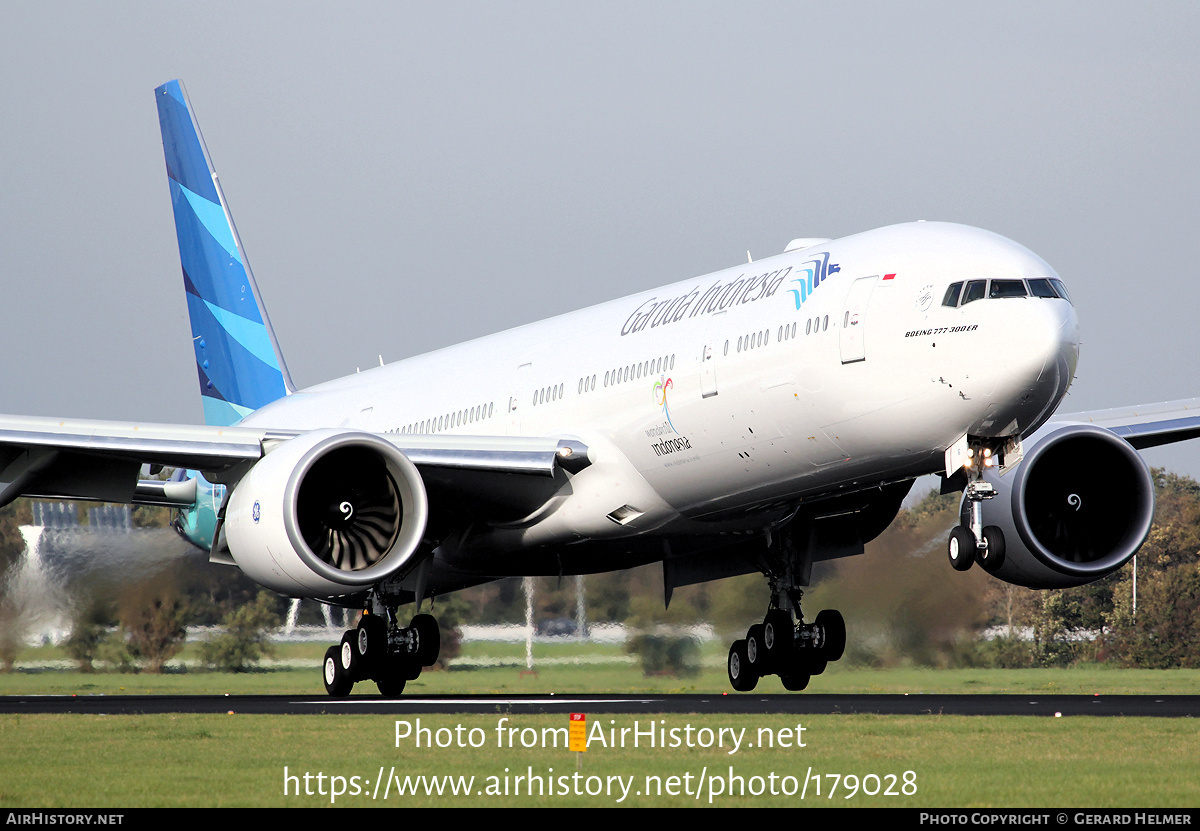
left=3, top=693, right=1198, bottom=716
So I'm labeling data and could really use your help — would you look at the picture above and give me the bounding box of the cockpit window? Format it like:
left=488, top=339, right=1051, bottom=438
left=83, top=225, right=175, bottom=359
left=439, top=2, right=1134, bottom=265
left=1027, top=278, right=1058, bottom=298
left=989, top=279, right=1028, bottom=299
left=944, top=277, right=1071, bottom=308
left=961, top=280, right=987, bottom=305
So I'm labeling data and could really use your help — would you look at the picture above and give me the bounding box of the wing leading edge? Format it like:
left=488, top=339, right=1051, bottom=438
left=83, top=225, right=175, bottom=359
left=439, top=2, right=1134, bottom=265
left=0, top=414, right=590, bottom=508
left=1051, top=397, right=1200, bottom=449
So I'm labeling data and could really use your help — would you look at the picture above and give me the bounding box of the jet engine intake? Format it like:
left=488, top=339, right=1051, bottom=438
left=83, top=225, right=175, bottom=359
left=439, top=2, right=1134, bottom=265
left=969, top=423, right=1153, bottom=589
left=224, top=429, right=429, bottom=597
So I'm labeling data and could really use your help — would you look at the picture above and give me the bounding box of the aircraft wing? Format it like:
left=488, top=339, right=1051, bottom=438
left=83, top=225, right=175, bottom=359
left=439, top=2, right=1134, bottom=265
left=0, top=414, right=589, bottom=508
left=1050, top=397, right=1200, bottom=449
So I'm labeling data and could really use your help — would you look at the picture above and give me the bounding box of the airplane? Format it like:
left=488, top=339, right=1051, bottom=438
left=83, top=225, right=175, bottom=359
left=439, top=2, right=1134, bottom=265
left=2, top=79, right=1196, bottom=695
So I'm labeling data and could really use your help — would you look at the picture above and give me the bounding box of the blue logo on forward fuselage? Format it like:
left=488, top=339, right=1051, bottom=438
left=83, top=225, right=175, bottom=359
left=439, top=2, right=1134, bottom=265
left=789, top=252, right=840, bottom=310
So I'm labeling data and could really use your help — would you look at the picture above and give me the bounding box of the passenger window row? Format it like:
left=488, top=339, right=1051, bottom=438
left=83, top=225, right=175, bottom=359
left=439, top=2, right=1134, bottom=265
left=534, top=383, right=564, bottom=406
left=605, top=354, right=676, bottom=388
left=725, top=315, right=827, bottom=357
left=398, top=401, right=496, bottom=435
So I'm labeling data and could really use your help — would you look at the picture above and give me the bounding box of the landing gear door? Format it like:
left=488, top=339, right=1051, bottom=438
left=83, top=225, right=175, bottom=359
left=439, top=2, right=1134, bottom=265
left=839, top=276, right=878, bottom=364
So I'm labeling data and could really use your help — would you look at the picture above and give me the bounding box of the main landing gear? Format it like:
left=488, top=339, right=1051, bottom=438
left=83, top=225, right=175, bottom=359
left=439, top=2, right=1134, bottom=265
left=946, top=441, right=1007, bottom=574
left=728, top=606, right=846, bottom=692
left=727, top=525, right=847, bottom=692
left=322, top=609, right=441, bottom=696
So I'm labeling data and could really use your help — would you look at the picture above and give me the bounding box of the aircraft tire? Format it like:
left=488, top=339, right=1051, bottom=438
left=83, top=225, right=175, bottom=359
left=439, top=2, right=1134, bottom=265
left=745, top=624, right=768, bottom=674
left=356, top=615, right=387, bottom=677
left=410, top=614, right=441, bottom=666
left=323, top=645, right=353, bottom=696
left=780, top=672, right=810, bottom=692
left=340, top=631, right=364, bottom=681
left=948, top=526, right=976, bottom=572
left=728, top=640, right=758, bottom=692
left=762, top=609, right=793, bottom=667
left=816, top=609, right=846, bottom=662
left=376, top=658, right=407, bottom=697
left=979, top=526, right=1006, bottom=572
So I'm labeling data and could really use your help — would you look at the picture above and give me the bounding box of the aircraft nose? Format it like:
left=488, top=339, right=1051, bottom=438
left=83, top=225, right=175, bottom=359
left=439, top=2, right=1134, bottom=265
left=1043, top=297, right=1079, bottom=384
left=1007, top=296, right=1079, bottom=425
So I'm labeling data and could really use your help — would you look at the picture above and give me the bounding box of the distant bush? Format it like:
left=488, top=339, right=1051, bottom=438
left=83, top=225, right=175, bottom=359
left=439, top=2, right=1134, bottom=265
left=64, top=620, right=107, bottom=673
left=121, top=593, right=187, bottom=673
left=198, top=592, right=282, bottom=672
left=626, top=633, right=701, bottom=677
left=97, top=632, right=137, bottom=673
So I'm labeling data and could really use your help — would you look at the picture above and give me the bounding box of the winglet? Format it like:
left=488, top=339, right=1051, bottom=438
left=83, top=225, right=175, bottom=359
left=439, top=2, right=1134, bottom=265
left=156, top=80, right=295, bottom=426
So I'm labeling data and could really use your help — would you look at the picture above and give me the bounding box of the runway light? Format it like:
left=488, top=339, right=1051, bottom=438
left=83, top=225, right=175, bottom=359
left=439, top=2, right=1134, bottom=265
left=1054, top=712, right=1062, bottom=718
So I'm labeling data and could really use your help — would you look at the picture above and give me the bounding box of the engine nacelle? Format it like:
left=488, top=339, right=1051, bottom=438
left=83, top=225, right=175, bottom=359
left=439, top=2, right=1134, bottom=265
left=224, top=429, right=429, bottom=597
left=969, top=423, right=1154, bottom=589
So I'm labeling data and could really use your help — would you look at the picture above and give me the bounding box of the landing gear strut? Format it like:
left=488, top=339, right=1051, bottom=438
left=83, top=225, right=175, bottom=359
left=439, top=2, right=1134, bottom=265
left=322, top=606, right=441, bottom=697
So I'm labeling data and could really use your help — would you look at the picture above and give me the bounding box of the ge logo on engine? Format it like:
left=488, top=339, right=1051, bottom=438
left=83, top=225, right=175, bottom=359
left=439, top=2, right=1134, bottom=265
left=252, top=500, right=261, bottom=523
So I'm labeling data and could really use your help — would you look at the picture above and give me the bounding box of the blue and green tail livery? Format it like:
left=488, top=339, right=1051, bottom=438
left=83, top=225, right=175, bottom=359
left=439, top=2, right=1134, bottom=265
left=156, top=80, right=293, bottom=426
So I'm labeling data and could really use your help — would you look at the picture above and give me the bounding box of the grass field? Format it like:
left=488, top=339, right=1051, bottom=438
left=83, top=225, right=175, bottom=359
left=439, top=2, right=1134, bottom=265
left=3, top=645, right=1198, bottom=808
left=1, top=710, right=1196, bottom=808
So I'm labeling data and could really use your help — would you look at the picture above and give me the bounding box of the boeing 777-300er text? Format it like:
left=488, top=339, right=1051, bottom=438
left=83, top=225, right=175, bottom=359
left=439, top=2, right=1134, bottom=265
left=2, top=81, right=1196, bottom=694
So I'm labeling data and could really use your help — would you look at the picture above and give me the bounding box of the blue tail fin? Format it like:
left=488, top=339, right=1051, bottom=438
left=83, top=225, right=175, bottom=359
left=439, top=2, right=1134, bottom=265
left=155, top=80, right=294, bottom=426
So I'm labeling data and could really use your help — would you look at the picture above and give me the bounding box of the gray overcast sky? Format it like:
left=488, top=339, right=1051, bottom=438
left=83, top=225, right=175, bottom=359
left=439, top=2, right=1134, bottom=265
left=3, top=2, right=1200, bottom=476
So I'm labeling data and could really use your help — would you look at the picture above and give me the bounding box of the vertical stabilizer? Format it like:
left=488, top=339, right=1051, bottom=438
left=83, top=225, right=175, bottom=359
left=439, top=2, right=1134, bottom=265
left=156, top=80, right=294, bottom=426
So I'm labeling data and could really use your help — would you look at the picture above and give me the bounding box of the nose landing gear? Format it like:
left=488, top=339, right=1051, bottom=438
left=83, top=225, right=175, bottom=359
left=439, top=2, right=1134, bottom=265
left=946, top=440, right=1008, bottom=573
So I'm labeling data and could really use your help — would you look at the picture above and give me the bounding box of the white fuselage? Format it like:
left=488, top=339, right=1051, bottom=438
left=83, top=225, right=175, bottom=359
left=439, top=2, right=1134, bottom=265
left=243, top=222, right=1080, bottom=558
